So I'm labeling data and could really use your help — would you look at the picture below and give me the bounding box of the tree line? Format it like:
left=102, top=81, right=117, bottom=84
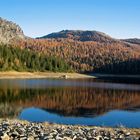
left=0, top=44, right=71, bottom=72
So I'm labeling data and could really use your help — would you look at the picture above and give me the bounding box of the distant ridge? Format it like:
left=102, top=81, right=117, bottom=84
left=122, top=38, right=140, bottom=45
left=38, top=30, right=117, bottom=43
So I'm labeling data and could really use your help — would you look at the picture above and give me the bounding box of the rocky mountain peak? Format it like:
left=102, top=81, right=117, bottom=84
left=0, top=17, right=25, bottom=43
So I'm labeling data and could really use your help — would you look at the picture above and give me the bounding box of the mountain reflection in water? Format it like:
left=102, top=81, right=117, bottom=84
left=0, top=79, right=140, bottom=127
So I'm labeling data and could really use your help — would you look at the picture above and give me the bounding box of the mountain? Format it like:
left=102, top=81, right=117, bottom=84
left=38, top=30, right=117, bottom=43
left=26, top=30, right=140, bottom=73
left=1, top=17, right=140, bottom=74
left=19, top=29, right=140, bottom=74
left=0, top=17, right=25, bottom=43
left=20, top=37, right=140, bottom=74
left=122, top=38, right=140, bottom=45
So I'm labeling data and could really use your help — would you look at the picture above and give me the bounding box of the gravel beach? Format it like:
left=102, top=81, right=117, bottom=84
left=0, top=119, right=139, bottom=140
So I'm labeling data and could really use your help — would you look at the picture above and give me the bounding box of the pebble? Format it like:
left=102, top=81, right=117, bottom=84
left=1, top=133, right=10, bottom=140
left=0, top=119, right=139, bottom=140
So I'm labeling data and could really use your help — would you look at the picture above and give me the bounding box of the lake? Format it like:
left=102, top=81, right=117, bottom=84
left=0, top=78, right=140, bottom=128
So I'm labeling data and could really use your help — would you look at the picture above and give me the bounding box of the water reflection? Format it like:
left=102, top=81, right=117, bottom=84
left=0, top=79, right=140, bottom=127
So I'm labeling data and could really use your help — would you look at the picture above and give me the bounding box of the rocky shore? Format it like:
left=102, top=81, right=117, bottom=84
left=0, top=119, right=139, bottom=140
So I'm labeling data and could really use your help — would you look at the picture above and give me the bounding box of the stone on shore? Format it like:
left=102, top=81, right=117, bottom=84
left=0, top=119, right=139, bottom=140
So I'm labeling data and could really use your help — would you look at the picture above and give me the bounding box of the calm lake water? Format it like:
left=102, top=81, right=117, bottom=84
left=0, top=78, right=140, bottom=128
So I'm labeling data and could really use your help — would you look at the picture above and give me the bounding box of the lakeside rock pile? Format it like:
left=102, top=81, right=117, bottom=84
left=0, top=119, right=139, bottom=140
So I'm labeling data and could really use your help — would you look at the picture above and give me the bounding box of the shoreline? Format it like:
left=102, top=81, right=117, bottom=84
left=0, top=71, right=95, bottom=79
left=0, top=119, right=139, bottom=139
left=0, top=71, right=140, bottom=79
left=92, top=73, right=140, bottom=79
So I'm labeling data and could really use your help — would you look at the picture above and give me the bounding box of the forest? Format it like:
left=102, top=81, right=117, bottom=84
left=12, top=38, right=140, bottom=74
left=0, top=44, right=71, bottom=72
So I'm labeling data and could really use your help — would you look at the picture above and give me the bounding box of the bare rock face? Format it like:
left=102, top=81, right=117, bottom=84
left=0, top=17, right=25, bottom=43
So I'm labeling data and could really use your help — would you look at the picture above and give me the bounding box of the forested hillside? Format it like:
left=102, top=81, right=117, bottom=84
left=13, top=37, right=140, bottom=74
left=0, top=17, right=140, bottom=74
left=0, top=44, right=71, bottom=72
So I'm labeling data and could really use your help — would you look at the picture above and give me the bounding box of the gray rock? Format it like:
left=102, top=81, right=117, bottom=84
left=0, top=17, right=25, bottom=44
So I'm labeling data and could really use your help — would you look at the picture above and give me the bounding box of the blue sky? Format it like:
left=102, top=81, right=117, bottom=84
left=0, top=0, right=140, bottom=38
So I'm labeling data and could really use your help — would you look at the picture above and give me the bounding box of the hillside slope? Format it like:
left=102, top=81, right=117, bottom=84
left=39, top=30, right=117, bottom=43
left=35, top=30, right=140, bottom=74
left=15, top=37, right=140, bottom=74
left=0, top=17, right=25, bottom=43
left=122, top=38, right=140, bottom=45
left=1, top=18, right=140, bottom=74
